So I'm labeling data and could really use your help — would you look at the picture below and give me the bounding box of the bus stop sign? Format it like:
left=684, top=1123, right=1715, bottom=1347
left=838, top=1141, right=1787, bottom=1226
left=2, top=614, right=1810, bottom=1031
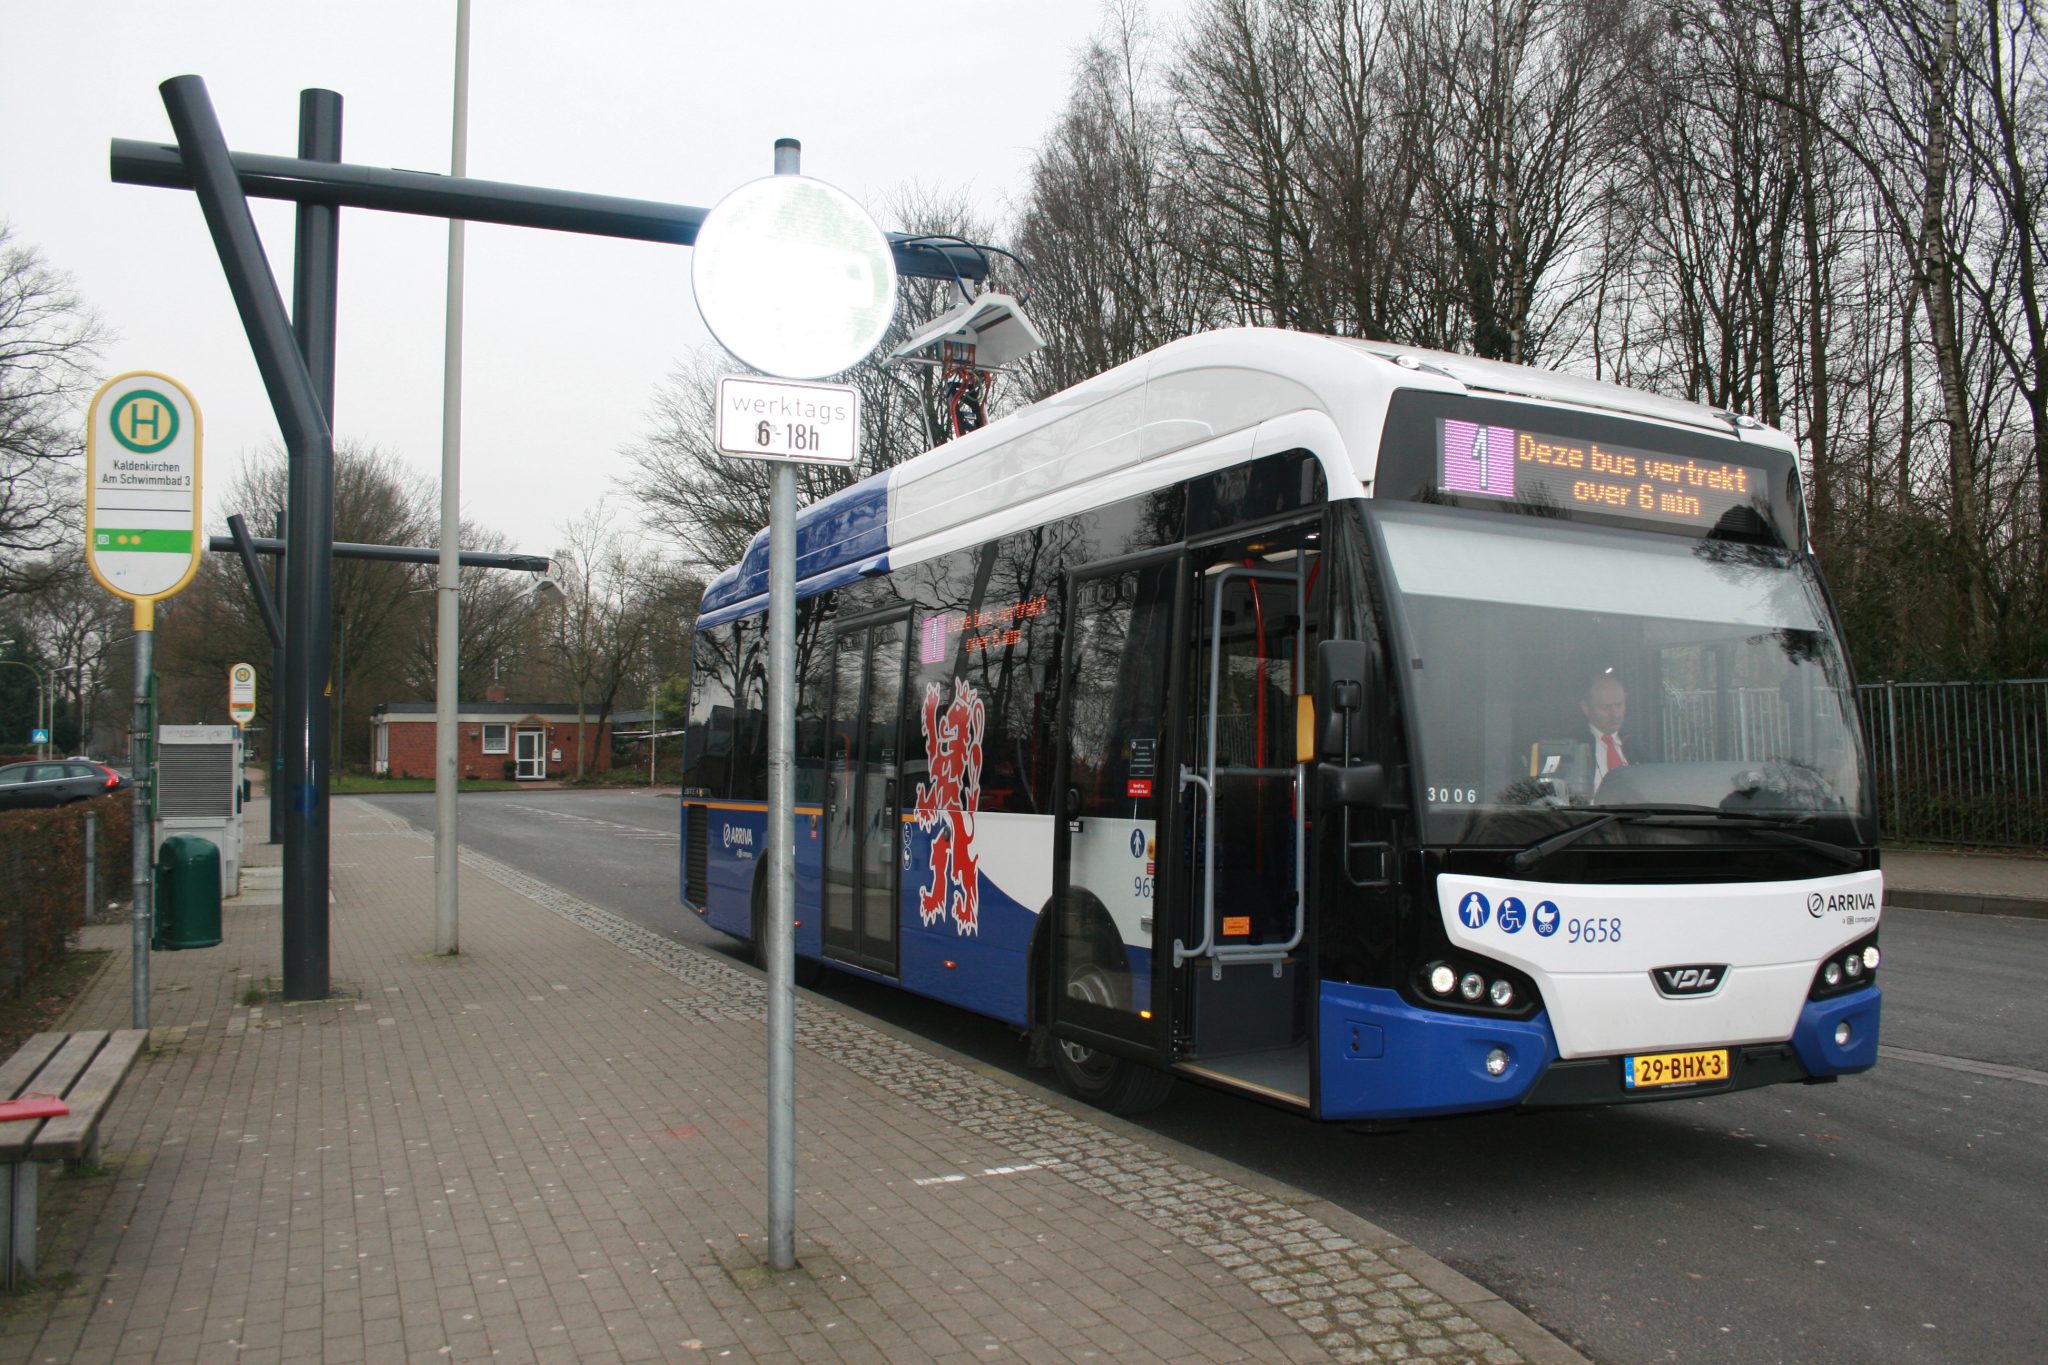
left=85, top=372, right=204, bottom=612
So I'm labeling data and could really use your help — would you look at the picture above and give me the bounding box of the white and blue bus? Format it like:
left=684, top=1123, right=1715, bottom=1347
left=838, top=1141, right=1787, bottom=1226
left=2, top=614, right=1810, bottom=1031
left=680, top=329, right=1882, bottom=1119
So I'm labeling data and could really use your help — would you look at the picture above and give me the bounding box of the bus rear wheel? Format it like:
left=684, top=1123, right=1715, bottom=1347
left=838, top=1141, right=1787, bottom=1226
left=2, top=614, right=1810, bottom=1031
left=1049, top=962, right=1175, bottom=1116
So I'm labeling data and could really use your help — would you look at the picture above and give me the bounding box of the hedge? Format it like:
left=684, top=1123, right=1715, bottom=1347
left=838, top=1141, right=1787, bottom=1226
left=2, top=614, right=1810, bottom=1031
left=0, top=797, right=133, bottom=999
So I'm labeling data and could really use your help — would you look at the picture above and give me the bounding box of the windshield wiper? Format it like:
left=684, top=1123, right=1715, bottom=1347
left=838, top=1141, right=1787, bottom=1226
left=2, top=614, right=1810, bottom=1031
left=1509, top=807, right=1862, bottom=871
left=1628, top=811, right=1863, bottom=868
left=1510, top=814, right=1619, bottom=871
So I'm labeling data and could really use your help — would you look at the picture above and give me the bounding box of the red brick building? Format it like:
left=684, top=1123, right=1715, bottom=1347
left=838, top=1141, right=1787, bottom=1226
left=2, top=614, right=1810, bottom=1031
left=369, top=691, right=619, bottom=780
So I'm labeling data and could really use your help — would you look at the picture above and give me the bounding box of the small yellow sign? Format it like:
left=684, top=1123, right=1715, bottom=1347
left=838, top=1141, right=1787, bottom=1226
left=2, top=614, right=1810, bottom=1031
left=229, top=662, right=258, bottom=724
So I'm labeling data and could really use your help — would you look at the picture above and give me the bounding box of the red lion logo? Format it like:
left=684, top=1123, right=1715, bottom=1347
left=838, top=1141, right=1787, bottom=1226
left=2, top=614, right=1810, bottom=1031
left=915, top=678, right=985, bottom=934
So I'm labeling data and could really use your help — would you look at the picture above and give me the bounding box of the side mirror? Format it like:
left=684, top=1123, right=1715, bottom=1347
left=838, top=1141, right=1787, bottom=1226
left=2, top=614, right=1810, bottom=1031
left=1315, top=640, right=1371, bottom=759
left=1316, top=760, right=1385, bottom=810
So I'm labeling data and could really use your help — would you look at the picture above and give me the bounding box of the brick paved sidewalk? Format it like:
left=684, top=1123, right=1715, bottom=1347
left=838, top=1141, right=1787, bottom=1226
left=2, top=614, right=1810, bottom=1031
left=0, top=800, right=1581, bottom=1365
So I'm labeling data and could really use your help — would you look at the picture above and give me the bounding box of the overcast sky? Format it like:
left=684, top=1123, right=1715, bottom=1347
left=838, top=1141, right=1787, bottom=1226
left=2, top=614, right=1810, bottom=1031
left=1, top=0, right=1161, bottom=561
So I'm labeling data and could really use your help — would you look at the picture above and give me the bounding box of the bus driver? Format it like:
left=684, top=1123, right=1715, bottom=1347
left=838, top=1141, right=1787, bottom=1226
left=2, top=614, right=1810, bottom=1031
left=1582, top=671, right=1629, bottom=791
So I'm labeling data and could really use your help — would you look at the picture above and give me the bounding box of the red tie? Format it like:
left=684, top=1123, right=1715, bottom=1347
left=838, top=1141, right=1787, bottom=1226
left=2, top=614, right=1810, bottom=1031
left=1603, top=733, right=1626, bottom=772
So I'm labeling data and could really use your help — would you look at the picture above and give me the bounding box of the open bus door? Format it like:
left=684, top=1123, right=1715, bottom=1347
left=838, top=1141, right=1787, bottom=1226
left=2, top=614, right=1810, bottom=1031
left=1172, top=537, right=1317, bottom=1108
left=1045, top=555, right=1184, bottom=1112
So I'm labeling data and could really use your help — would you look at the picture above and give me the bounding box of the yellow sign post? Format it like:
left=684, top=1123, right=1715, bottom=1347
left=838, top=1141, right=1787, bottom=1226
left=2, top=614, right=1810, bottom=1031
left=85, top=372, right=203, bottom=1031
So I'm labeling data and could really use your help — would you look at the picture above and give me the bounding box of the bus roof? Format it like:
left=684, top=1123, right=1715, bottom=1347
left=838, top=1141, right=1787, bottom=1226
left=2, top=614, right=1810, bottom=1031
left=697, top=328, right=1792, bottom=622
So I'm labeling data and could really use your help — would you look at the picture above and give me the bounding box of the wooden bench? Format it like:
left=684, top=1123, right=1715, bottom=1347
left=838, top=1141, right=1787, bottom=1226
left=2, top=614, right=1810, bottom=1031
left=0, top=1030, right=148, bottom=1290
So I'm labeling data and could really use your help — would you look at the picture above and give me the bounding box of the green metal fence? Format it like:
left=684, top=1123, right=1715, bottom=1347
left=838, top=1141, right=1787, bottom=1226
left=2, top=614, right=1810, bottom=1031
left=1859, top=680, right=2048, bottom=847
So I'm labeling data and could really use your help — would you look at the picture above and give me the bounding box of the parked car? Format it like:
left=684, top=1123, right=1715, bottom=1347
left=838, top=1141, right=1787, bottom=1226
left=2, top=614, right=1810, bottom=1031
left=0, top=759, right=131, bottom=811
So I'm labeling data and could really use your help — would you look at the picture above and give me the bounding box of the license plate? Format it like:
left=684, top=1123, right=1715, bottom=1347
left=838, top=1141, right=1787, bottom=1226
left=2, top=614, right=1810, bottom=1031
left=1623, top=1048, right=1729, bottom=1089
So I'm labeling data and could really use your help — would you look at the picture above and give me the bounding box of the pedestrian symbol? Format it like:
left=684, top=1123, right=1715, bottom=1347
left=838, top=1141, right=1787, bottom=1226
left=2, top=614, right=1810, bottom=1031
left=1458, top=892, right=1490, bottom=929
left=30, top=728, right=49, bottom=745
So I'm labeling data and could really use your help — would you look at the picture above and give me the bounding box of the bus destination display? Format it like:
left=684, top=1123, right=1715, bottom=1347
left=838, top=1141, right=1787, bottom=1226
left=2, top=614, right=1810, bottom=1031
left=1438, top=418, right=1767, bottom=532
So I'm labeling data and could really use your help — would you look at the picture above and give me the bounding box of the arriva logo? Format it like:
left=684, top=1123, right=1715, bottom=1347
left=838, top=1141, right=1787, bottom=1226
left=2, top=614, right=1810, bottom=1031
left=722, top=824, right=755, bottom=850
left=1808, top=890, right=1878, bottom=918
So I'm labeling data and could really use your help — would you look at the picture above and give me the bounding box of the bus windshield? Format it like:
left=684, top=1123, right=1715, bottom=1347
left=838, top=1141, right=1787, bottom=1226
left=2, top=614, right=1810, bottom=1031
left=1369, top=502, right=1872, bottom=847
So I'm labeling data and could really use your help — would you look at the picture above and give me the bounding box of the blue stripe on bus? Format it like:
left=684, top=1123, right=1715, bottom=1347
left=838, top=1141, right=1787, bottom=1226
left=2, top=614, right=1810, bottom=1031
left=1316, top=981, right=1556, bottom=1120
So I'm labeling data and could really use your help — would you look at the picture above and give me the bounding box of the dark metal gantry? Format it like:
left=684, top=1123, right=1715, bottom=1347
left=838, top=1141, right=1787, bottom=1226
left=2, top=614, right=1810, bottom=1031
left=116, top=73, right=975, bottom=1001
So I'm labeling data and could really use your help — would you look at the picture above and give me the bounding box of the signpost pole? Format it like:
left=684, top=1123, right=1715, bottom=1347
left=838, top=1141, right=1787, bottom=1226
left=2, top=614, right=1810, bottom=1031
left=131, top=617, right=152, bottom=1030
left=84, top=370, right=203, bottom=1034
left=693, top=139, right=894, bottom=1276
left=763, top=136, right=800, bottom=1275
left=270, top=510, right=285, bottom=845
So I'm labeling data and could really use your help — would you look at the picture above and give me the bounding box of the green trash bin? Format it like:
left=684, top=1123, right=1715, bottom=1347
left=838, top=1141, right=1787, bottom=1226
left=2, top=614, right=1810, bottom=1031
left=153, top=835, right=222, bottom=951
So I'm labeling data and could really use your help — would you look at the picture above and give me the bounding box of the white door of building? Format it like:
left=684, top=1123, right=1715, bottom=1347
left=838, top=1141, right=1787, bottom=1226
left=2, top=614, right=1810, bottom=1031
left=515, top=728, right=547, bottom=780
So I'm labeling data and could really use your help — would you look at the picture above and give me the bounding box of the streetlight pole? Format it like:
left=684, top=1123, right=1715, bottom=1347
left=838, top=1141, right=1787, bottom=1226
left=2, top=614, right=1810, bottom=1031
left=433, top=0, right=472, bottom=957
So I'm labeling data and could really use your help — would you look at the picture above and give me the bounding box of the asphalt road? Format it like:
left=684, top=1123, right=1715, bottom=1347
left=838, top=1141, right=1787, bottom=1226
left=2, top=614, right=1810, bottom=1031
left=359, top=788, right=2048, bottom=1365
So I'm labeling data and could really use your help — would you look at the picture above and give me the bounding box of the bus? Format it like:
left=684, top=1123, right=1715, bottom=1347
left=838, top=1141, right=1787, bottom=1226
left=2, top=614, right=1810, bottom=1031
left=679, top=329, right=1882, bottom=1120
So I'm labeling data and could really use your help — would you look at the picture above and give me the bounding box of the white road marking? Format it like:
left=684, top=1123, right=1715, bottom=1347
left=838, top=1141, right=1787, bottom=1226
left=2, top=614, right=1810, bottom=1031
left=912, top=1160, right=1057, bottom=1187
left=1879, top=1045, right=2048, bottom=1087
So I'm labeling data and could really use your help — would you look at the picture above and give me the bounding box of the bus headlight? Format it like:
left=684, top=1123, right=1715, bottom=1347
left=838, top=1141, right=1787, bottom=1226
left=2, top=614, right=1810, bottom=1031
left=1810, top=931, right=1881, bottom=1000
left=1418, top=956, right=1538, bottom=1016
left=1485, top=1047, right=1510, bottom=1076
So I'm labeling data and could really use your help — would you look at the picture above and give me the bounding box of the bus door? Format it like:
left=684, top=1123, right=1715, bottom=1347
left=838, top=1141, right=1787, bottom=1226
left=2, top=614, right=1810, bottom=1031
left=1047, top=556, right=1184, bottom=1066
left=1174, top=543, right=1313, bottom=1097
left=822, top=615, right=908, bottom=975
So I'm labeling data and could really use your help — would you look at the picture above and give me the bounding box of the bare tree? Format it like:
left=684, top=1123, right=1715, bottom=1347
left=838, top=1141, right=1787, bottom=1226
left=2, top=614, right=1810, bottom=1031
left=542, top=502, right=658, bottom=778
left=1949, top=0, right=2048, bottom=582
left=1016, top=2, right=1229, bottom=395
left=0, top=226, right=105, bottom=599
left=0, top=548, right=128, bottom=752
left=1169, top=0, right=1324, bottom=328
left=1392, top=0, right=1643, bottom=361
left=152, top=442, right=534, bottom=764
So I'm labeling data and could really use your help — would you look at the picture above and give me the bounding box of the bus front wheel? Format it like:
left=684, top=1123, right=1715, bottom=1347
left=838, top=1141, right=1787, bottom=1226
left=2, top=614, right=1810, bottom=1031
left=1050, top=962, right=1175, bottom=1115
left=751, top=872, right=824, bottom=988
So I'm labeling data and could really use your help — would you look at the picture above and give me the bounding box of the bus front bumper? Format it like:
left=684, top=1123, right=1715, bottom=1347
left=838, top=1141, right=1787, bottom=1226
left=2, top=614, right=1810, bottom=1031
left=1316, top=981, right=1881, bottom=1120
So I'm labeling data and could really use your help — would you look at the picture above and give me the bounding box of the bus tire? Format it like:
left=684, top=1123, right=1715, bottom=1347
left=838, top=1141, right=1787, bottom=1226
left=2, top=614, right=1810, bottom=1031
left=1049, top=957, right=1175, bottom=1115
left=751, top=869, right=824, bottom=988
